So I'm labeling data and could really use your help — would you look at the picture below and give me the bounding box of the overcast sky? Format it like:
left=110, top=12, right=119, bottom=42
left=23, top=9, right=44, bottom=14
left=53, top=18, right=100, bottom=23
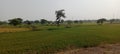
left=0, top=0, right=120, bottom=21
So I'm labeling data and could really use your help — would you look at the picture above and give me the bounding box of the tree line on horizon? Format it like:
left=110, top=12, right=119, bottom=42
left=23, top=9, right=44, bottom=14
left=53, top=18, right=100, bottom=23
left=0, top=18, right=120, bottom=26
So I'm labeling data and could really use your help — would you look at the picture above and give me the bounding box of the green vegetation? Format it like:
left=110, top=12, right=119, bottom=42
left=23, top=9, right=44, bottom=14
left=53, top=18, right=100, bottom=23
left=0, top=24, right=120, bottom=54
left=8, top=18, right=23, bottom=26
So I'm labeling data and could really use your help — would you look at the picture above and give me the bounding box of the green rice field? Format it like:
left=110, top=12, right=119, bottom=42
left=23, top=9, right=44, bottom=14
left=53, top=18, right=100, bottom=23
left=0, top=24, right=120, bottom=54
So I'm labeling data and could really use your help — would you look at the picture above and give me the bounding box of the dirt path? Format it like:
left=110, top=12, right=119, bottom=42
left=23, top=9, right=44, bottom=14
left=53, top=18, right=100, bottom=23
left=56, top=43, right=120, bottom=54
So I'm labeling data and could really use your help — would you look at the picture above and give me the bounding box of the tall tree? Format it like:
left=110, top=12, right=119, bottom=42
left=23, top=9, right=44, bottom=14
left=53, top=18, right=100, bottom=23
left=8, top=18, right=23, bottom=26
left=97, top=18, right=107, bottom=25
left=55, top=9, right=66, bottom=26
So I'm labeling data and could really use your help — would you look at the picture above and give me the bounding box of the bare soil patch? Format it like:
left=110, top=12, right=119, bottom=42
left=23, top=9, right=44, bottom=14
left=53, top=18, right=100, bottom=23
left=56, top=43, right=120, bottom=54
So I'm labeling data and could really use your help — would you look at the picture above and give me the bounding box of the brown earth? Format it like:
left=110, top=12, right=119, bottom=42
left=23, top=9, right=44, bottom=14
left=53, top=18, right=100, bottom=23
left=56, top=43, right=120, bottom=54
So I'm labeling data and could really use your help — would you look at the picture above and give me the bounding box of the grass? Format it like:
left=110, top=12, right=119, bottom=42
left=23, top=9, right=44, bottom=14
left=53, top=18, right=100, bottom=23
left=0, top=24, right=120, bottom=54
left=0, top=28, right=30, bottom=33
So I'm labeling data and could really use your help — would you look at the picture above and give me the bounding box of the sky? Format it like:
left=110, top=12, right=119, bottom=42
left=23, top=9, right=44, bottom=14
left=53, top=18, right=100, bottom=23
left=0, top=0, right=120, bottom=21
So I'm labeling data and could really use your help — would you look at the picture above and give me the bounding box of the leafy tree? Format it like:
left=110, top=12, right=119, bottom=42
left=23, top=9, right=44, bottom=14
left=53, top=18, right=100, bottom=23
left=55, top=9, right=66, bottom=26
left=74, top=20, right=79, bottom=24
left=47, top=21, right=52, bottom=25
left=61, top=19, right=64, bottom=23
left=24, top=20, right=32, bottom=25
left=34, top=20, right=40, bottom=24
left=109, top=19, right=115, bottom=24
left=79, top=20, right=83, bottom=24
left=97, top=18, right=107, bottom=25
left=40, top=19, right=48, bottom=25
left=8, top=18, right=23, bottom=26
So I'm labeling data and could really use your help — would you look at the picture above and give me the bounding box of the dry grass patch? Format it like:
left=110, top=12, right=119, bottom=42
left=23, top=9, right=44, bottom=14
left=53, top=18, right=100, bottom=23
left=0, top=28, right=30, bottom=33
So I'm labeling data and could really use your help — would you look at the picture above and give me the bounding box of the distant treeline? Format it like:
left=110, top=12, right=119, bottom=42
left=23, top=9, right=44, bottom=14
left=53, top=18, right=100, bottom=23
left=0, top=18, right=120, bottom=26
